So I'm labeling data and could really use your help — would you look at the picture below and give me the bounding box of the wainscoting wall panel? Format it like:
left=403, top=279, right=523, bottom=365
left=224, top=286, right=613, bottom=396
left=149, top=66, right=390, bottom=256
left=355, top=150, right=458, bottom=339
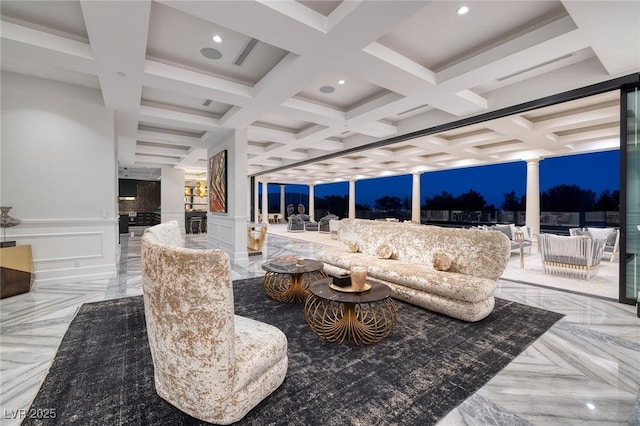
left=207, top=215, right=249, bottom=262
left=4, top=219, right=118, bottom=285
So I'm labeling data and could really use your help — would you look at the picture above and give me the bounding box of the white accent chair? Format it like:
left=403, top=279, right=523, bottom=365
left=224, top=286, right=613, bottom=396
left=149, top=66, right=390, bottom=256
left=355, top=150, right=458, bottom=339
left=538, top=233, right=607, bottom=280
left=142, top=221, right=288, bottom=424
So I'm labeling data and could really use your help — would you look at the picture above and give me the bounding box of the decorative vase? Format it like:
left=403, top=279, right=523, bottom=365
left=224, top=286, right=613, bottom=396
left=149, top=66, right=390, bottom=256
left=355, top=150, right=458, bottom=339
left=350, top=264, right=368, bottom=291
left=0, top=206, right=21, bottom=248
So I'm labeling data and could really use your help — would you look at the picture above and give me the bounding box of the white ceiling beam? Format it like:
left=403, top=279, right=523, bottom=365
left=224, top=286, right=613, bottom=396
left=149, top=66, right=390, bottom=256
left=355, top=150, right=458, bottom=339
left=562, top=1, right=640, bottom=75
left=136, top=144, right=189, bottom=157
left=143, top=60, right=252, bottom=105
left=135, top=154, right=179, bottom=165
left=248, top=126, right=297, bottom=143
left=139, top=105, right=221, bottom=132
left=0, top=21, right=96, bottom=73
left=137, top=129, right=201, bottom=145
left=532, top=105, right=619, bottom=132
left=80, top=1, right=150, bottom=112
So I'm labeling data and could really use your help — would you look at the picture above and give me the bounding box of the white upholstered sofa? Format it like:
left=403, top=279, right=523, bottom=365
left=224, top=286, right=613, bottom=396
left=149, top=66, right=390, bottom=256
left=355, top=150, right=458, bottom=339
left=142, top=221, right=288, bottom=424
left=317, top=219, right=511, bottom=322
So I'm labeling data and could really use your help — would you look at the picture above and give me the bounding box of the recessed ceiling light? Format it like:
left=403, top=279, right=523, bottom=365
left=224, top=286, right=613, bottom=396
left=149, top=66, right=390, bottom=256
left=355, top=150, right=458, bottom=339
left=212, top=34, right=222, bottom=43
left=457, top=6, right=469, bottom=15
left=338, top=79, right=345, bottom=85
left=319, top=86, right=335, bottom=93
left=201, top=47, right=223, bottom=60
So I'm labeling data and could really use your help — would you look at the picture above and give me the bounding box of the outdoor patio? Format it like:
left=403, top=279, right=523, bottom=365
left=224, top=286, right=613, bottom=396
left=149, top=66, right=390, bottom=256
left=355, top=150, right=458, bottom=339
left=264, top=222, right=619, bottom=301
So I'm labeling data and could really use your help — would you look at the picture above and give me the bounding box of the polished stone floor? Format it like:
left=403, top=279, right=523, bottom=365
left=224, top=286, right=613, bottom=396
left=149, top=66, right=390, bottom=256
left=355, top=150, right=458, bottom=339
left=1, top=232, right=639, bottom=425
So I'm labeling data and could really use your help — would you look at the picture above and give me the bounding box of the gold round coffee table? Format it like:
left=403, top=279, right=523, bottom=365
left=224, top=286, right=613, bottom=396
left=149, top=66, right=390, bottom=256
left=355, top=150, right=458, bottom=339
left=262, top=258, right=327, bottom=303
left=305, top=277, right=396, bottom=345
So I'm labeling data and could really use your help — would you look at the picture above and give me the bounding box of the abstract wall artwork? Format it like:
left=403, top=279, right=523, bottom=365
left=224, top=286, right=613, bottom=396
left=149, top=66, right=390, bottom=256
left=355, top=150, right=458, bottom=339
left=208, top=150, right=227, bottom=213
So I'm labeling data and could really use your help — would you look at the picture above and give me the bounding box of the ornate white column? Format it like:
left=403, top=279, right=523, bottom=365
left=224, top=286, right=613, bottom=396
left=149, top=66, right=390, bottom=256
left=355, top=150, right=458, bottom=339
left=309, top=184, right=315, bottom=221
left=348, top=179, right=356, bottom=219
left=254, top=178, right=260, bottom=223
left=525, top=159, right=541, bottom=237
left=261, top=181, right=269, bottom=224
left=279, top=185, right=286, bottom=222
left=412, top=172, right=421, bottom=223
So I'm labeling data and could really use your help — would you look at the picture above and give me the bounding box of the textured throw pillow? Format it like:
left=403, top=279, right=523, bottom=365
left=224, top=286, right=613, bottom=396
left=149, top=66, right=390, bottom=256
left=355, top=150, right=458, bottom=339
left=344, top=240, right=359, bottom=253
left=432, top=252, right=452, bottom=272
left=376, top=244, right=396, bottom=259
left=587, top=227, right=615, bottom=244
left=494, top=224, right=513, bottom=240
left=574, top=229, right=592, bottom=238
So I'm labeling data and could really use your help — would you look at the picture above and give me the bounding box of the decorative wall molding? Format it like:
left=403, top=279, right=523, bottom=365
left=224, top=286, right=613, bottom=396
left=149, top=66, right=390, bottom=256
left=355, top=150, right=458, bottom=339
left=4, top=224, right=117, bottom=285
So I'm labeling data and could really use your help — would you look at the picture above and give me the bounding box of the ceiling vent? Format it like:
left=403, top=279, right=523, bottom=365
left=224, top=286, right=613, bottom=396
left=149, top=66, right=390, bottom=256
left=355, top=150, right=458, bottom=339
left=202, top=99, right=212, bottom=107
left=233, top=38, right=259, bottom=66
left=397, top=104, right=428, bottom=116
left=497, top=53, right=575, bottom=82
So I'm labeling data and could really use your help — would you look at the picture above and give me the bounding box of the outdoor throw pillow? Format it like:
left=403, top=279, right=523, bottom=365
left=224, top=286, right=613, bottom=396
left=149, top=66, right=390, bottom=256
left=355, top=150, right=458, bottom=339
left=432, top=252, right=452, bottom=271
left=493, top=224, right=513, bottom=240
left=344, top=240, right=359, bottom=253
left=376, top=244, right=396, bottom=259
left=574, top=229, right=592, bottom=238
left=587, top=227, right=616, bottom=245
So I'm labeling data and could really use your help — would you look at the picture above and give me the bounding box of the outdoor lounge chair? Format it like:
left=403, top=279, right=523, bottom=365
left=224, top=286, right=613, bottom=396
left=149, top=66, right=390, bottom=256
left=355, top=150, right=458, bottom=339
left=538, top=233, right=606, bottom=280
left=569, top=227, right=619, bottom=262
left=286, top=204, right=304, bottom=232
left=318, top=214, right=339, bottom=233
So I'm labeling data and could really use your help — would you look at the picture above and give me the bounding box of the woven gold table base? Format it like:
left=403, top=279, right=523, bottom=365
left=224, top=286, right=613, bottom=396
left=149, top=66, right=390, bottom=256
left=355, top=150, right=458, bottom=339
left=263, top=270, right=327, bottom=303
left=304, top=296, right=396, bottom=345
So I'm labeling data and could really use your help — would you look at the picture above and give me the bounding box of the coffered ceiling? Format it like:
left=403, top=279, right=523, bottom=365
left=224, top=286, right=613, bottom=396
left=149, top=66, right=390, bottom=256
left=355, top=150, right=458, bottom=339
left=2, top=1, right=638, bottom=184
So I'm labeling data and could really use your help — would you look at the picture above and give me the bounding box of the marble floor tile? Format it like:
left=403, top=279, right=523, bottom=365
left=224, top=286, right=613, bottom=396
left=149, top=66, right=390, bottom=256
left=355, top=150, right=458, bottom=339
left=1, top=231, right=638, bottom=425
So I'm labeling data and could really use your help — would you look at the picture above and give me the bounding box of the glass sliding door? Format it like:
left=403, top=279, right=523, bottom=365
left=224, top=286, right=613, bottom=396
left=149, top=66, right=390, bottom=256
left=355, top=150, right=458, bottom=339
left=621, top=84, right=640, bottom=304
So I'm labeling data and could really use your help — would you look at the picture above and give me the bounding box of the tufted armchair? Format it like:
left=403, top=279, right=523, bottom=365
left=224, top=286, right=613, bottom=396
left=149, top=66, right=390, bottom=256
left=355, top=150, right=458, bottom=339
left=141, top=221, right=288, bottom=424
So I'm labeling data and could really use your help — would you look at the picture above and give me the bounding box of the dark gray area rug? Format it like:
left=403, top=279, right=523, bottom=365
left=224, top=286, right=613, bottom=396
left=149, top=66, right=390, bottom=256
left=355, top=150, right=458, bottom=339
left=25, top=277, right=563, bottom=425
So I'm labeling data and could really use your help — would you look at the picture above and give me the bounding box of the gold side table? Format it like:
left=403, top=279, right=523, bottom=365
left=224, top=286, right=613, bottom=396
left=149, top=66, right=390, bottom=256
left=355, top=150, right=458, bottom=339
left=262, top=258, right=327, bottom=303
left=305, top=277, right=396, bottom=345
left=1, top=244, right=35, bottom=299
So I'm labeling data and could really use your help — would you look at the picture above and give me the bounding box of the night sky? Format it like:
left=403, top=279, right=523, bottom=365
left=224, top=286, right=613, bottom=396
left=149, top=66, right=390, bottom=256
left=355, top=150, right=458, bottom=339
left=276, top=150, right=620, bottom=209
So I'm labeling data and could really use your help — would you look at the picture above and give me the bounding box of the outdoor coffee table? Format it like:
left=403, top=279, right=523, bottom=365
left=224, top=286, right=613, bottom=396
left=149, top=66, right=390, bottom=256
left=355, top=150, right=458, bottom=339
left=304, top=277, right=396, bottom=345
left=262, top=258, right=327, bottom=303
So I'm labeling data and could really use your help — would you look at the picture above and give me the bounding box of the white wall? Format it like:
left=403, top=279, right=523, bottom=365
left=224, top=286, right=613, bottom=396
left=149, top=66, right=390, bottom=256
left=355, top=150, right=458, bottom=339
left=207, top=129, right=249, bottom=261
left=1, top=71, right=117, bottom=284
left=161, top=166, right=185, bottom=231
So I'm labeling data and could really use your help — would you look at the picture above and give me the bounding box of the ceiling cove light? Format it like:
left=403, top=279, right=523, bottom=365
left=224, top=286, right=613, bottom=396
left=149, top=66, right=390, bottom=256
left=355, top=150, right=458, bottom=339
left=457, top=6, right=469, bottom=15
left=212, top=34, right=222, bottom=43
